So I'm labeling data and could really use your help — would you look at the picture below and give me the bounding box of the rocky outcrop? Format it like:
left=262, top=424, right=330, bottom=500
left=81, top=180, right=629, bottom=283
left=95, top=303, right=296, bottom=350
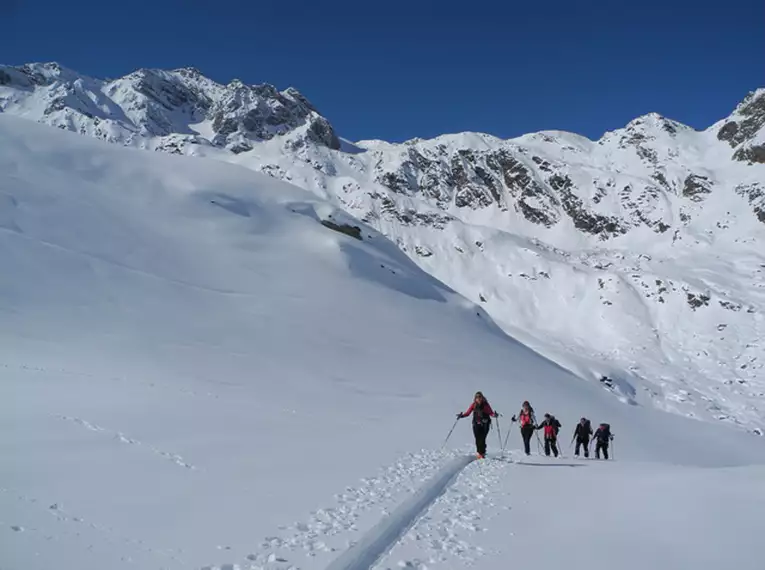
left=733, top=144, right=765, bottom=164
left=718, top=90, right=765, bottom=148
left=735, top=183, right=765, bottom=224
left=683, top=175, right=713, bottom=202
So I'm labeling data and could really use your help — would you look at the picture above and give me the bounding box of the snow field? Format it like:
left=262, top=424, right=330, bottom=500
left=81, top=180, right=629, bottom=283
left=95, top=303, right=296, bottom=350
left=2, top=115, right=765, bottom=570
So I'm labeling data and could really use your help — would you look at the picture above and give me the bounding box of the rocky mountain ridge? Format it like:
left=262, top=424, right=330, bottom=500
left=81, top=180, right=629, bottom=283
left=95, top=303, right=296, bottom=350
left=0, top=62, right=340, bottom=154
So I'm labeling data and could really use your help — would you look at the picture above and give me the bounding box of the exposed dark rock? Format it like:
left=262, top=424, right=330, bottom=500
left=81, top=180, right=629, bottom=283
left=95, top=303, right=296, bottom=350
left=718, top=91, right=765, bottom=147
left=686, top=292, right=711, bottom=310
left=683, top=174, right=712, bottom=202
left=365, top=192, right=452, bottom=229
left=652, top=171, right=671, bottom=191
left=636, top=146, right=658, bottom=164
left=44, top=97, right=68, bottom=115
left=735, top=183, right=765, bottom=224
left=414, top=245, right=433, bottom=257
left=380, top=172, right=412, bottom=195
left=531, top=155, right=552, bottom=172
left=320, top=220, right=362, bottom=240
left=0, top=69, right=10, bottom=85
left=229, top=141, right=253, bottom=154
left=549, top=175, right=625, bottom=238
left=733, top=144, right=765, bottom=164
left=717, top=121, right=739, bottom=144
left=307, top=116, right=341, bottom=150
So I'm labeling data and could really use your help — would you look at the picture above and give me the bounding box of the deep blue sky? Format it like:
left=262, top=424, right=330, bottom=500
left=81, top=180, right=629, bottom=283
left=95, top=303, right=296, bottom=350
left=2, top=0, right=763, bottom=142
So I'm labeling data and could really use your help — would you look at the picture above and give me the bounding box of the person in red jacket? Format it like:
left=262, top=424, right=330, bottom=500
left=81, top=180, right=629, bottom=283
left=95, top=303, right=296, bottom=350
left=537, top=413, right=561, bottom=457
left=512, top=400, right=536, bottom=455
left=457, top=391, right=498, bottom=458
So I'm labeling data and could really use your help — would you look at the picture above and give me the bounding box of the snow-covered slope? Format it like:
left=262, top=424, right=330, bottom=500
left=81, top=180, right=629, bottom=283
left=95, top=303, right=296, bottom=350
left=2, top=110, right=765, bottom=570
left=2, top=62, right=764, bottom=437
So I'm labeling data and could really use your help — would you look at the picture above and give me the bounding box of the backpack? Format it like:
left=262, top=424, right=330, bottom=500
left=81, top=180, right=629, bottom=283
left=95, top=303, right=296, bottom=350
left=543, top=417, right=560, bottom=438
left=519, top=404, right=535, bottom=427
left=473, top=401, right=492, bottom=426
left=597, top=423, right=611, bottom=441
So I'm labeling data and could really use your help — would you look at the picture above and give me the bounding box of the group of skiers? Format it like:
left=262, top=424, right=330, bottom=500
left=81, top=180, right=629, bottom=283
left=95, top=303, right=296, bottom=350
left=456, top=392, right=614, bottom=460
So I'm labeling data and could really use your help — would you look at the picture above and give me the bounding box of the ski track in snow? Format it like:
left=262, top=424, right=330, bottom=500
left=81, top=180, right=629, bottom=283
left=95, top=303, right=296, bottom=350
left=201, top=449, right=526, bottom=570
left=202, top=449, right=479, bottom=570
left=57, top=415, right=196, bottom=470
left=371, top=453, right=515, bottom=570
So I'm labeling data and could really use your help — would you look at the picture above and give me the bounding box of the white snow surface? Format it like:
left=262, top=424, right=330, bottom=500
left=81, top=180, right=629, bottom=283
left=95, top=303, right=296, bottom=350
left=3, top=114, right=765, bottom=570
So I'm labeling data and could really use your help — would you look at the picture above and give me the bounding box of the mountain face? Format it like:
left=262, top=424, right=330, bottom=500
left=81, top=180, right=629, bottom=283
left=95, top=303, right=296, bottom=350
left=0, top=62, right=340, bottom=154
left=2, top=62, right=764, bottom=435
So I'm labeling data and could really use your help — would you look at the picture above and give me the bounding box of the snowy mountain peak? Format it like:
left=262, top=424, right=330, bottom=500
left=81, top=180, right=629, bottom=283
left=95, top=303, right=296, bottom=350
left=624, top=112, right=692, bottom=137
left=0, top=61, right=340, bottom=154
left=172, top=65, right=204, bottom=78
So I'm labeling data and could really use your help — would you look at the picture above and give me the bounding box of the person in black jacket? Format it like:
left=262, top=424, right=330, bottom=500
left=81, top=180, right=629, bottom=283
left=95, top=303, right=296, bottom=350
left=573, top=417, right=592, bottom=458
left=537, top=413, right=561, bottom=457
left=593, top=423, right=614, bottom=459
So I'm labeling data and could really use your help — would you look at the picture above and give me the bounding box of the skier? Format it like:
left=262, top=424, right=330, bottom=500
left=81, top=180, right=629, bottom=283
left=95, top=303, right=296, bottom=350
left=512, top=400, right=536, bottom=455
left=537, top=413, right=561, bottom=457
left=592, top=422, right=614, bottom=459
left=573, top=417, right=592, bottom=458
left=457, top=391, right=498, bottom=459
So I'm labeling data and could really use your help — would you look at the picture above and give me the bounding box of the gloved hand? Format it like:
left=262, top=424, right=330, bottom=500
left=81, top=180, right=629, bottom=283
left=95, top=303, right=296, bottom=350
left=511, top=415, right=517, bottom=422
left=456, top=413, right=463, bottom=419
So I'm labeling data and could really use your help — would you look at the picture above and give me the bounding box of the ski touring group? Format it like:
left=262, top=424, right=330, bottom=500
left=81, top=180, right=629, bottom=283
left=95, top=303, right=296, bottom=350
left=452, top=392, right=615, bottom=460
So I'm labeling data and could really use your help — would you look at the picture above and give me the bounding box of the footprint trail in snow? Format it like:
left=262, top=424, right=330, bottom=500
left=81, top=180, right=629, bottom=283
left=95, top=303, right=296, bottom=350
left=204, top=448, right=478, bottom=570
left=371, top=451, right=517, bottom=570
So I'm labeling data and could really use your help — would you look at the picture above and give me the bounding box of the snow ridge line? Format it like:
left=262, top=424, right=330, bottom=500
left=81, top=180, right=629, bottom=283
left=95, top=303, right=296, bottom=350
left=323, top=454, right=476, bottom=570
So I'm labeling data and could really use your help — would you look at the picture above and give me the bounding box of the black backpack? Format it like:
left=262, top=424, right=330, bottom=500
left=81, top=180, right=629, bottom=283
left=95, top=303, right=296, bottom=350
left=473, top=401, right=492, bottom=426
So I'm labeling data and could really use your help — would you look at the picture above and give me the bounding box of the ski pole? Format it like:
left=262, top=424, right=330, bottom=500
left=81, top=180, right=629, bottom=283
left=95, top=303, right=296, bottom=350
left=441, top=416, right=460, bottom=450
left=501, top=419, right=514, bottom=452
left=535, top=430, right=544, bottom=454
left=496, top=415, right=503, bottom=452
